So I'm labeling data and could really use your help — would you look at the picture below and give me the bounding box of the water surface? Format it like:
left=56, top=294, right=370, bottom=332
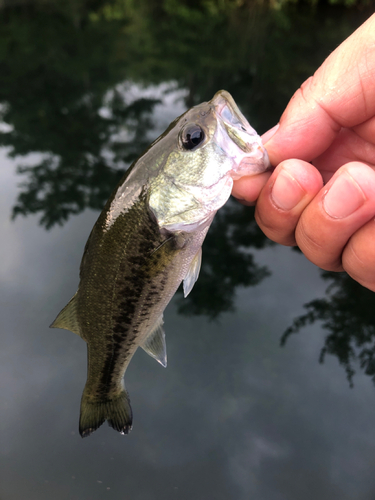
left=1, top=2, right=375, bottom=499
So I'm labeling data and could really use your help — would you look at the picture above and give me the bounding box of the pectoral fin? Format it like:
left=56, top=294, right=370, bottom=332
left=141, top=316, right=167, bottom=367
left=50, top=292, right=85, bottom=340
left=183, top=247, right=202, bottom=298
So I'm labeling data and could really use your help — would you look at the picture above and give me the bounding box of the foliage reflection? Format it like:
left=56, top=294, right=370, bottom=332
left=1, top=0, right=375, bottom=383
left=282, top=271, right=375, bottom=387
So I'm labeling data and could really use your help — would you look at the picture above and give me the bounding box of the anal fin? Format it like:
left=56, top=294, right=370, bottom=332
left=141, top=315, right=167, bottom=367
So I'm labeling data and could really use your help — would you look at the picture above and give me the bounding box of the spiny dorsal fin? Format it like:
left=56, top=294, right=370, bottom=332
left=141, top=315, right=167, bottom=367
left=183, top=247, right=202, bottom=298
left=50, top=292, right=84, bottom=339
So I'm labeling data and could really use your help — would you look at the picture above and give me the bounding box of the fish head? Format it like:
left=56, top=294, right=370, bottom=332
left=148, top=90, right=271, bottom=232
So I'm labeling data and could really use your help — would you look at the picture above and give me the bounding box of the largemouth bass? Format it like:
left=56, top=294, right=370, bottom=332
left=51, top=90, right=270, bottom=437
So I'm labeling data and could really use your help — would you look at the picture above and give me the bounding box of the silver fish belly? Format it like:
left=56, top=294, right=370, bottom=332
left=51, top=90, right=270, bottom=437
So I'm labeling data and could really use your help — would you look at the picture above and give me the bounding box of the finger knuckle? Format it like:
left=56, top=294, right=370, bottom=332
left=295, top=217, right=343, bottom=271
left=255, top=209, right=296, bottom=246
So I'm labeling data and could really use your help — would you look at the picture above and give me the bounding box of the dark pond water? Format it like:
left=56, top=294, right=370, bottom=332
left=1, top=2, right=375, bottom=499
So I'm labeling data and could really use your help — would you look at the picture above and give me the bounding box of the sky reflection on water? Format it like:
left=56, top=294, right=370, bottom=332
left=1, top=2, right=375, bottom=498
left=2, top=146, right=375, bottom=499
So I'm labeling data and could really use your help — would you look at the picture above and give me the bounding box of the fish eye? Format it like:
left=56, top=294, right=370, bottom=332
left=181, top=124, right=205, bottom=151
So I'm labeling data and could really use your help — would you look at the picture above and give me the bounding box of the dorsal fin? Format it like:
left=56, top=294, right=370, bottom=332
left=183, top=247, right=202, bottom=298
left=50, top=292, right=84, bottom=339
left=141, top=316, right=167, bottom=367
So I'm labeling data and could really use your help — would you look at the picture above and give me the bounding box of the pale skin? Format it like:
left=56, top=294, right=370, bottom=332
left=232, top=13, right=375, bottom=292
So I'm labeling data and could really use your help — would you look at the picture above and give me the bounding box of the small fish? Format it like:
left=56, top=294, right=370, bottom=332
left=51, top=90, right=270, bottom=437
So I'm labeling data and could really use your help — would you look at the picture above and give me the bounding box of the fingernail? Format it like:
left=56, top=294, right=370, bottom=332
left=271, top=169, right=306, bottom=211
left=323, top=172, right=366, bottom=219
left=262, top=124, right=279, bottom=144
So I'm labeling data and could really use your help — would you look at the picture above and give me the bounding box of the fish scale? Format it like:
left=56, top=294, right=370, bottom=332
left=51, top=90, right=270, bottom=437
left=82, top=199, right=175, bottom=385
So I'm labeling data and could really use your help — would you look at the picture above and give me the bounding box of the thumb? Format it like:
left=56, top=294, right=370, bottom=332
left=264, top=13, right=375, bottom=166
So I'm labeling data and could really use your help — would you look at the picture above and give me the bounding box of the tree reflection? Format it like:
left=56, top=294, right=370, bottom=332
left=1, top=0, right=368, bottom=227
left=281, top=271, right=375, bottom=386
left=0, top=0, right=278, bottom=319
left=1, top=2, right=374, bottom=335
left=11, top=91, right=160, bottom=228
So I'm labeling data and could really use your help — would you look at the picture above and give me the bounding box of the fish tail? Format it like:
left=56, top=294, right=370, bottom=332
left=79, top=388, right=133, bottom=438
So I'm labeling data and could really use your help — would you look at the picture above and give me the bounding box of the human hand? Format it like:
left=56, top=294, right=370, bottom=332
left=232, top=14, right=375, bottom=291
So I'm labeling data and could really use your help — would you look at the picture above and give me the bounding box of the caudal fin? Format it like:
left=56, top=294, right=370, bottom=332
left=79, top=390, right=133, bottom=438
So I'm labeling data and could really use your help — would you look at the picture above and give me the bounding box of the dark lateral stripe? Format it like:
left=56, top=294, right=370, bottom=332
left=96, top=200, right=176, bottom=393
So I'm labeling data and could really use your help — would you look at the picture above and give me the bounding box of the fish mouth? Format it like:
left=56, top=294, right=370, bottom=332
left=210, top=90, right=271, bottom=177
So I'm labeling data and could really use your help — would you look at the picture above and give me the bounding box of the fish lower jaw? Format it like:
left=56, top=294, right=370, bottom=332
left=157, top=210, right=217, bottom=233
left=230, top=144, right=270, bottom=177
